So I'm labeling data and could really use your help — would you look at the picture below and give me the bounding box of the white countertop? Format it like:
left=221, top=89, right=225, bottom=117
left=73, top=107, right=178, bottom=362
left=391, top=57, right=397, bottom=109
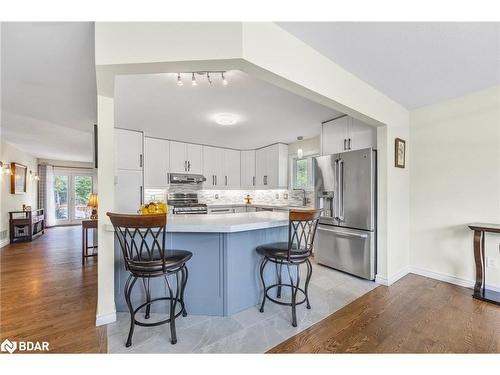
left=105, top=211, right=290, bottom=233
left=166, top=211, right=289, bottom=233
left=207, top=203, right=310, bottom=210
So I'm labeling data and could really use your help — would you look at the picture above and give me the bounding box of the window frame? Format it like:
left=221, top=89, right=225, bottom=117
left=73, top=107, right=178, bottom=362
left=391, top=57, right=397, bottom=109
left=290, top=153, right=318, bottom=190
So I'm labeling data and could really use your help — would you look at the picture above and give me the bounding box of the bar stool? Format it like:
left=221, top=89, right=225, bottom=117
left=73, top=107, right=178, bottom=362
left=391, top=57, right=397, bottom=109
left=256, top=209, right=321, bottom=327
left=107, top=213, right=192, bottom=346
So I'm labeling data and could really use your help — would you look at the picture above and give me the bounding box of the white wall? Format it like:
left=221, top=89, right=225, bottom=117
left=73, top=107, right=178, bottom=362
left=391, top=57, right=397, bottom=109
left=1, top=140, right=39, bottom=245
left=288, top=136, right=320, bottom=157
left=410, top=86, right=500, bottom=289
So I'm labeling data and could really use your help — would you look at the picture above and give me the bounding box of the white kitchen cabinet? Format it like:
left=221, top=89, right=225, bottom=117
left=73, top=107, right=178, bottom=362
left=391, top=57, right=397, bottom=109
left=144, top=137, right=170, bottom=188
left=186, top=143, right=203, bottom=174
left=170, top=141, right=203, bottom=174
left=114, top=128, right=143, bottom=170
left=223, top=149, right=240, bottom=189
left=255, top=143, right=288, bottom=189
left=203, top=146, right=224, bottom=188
left=321, top=115, right=376, bottom=155
left=240, top=150, right=256, bottom=188
left=115, top=169, right=143, bottom=214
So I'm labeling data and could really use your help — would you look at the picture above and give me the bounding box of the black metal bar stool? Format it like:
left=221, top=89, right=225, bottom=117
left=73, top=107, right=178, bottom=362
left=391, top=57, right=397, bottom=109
left=256, top=209, right=321, bottom=327
left=107, top=212, right=192, bottom=346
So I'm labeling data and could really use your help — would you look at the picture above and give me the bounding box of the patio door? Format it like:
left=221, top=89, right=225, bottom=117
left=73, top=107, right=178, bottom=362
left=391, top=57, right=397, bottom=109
left=54, top=169, right=94, bottom=225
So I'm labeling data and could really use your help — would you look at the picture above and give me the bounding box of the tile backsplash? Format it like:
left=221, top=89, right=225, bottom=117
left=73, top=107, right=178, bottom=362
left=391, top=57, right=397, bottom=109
left=145, top=186, right=314, bottom=207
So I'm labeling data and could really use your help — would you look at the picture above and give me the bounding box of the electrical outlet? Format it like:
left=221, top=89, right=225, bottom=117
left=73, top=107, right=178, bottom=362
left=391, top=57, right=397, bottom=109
left=214, top=194, right=219, bottom=199
left=283, top=193, right=288, bottom=200
left=486, top=257, right=499, bottom=269
left=275, top=193, right=279, bottom=199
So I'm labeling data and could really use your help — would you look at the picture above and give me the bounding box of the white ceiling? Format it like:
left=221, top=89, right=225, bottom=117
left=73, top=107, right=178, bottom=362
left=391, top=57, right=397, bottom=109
left=1, top=22, right=96, bottom=161
left=278, top=22, right=500, bottom=109
left=115, top=70, right=341, bottom=149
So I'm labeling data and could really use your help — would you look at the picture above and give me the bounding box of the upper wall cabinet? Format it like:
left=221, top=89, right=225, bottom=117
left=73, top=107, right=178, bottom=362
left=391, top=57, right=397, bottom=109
left=170, top=141, right=203, bottom=174
left=224, top=149, right=241, bottom=189
left=321, top=116, right=376, bottom=155
left=255, top=143, right=288, bottom=189
left=144, top=137, right=170, bottom=188
left=203, top=146, right=241, bottom=189
left=240, top=150, right=256, bottom=188
left=114, top=128, right=143, bottom=171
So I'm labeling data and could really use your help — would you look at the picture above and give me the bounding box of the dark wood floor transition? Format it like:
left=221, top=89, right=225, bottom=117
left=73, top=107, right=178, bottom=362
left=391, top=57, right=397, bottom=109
left=0, top=226, right=106, bottom=353
left=1, top=226, right=498, bottom=353
left=269, top=273, right=500, bottom=353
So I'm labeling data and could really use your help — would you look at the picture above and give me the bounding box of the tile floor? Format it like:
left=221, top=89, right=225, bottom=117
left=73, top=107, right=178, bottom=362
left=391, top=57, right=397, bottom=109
left=107, top=261, right=377, bottom=353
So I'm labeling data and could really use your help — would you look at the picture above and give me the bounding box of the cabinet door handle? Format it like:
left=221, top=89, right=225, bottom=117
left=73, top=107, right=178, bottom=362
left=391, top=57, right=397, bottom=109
left=225, top=176, right=228, bottom=186
left=139, top=154, right=143, bottom=168
left=184, top=160, right=187, bottom=172
left=348, top=138, right=352, bottom=150
left=187, top=161, right=191, bottom=171
left=215, top=175, right=217, bottom=185
left=343, top=139, right=347, bottom=150
left=252, top=176, right=255, bottom=186
left=140, top=186, right=143, bottom=205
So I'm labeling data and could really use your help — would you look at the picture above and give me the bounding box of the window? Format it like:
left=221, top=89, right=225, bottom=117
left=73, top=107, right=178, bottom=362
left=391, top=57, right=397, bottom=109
left=291, top=155, right=316, bottom=189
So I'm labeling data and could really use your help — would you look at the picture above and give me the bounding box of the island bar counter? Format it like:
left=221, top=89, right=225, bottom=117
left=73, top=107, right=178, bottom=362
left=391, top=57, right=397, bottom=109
left=110, top=212, right=292, bottom=316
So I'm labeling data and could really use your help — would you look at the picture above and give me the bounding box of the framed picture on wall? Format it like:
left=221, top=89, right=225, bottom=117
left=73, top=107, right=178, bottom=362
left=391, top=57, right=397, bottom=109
left=395, top=138, right=406, bottom=168
left=11, top=163, right=27, bottom=194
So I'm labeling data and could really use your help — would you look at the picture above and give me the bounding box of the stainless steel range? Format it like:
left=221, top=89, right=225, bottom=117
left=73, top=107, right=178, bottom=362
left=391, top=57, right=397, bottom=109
left=167, top=193, right=207, bottom=215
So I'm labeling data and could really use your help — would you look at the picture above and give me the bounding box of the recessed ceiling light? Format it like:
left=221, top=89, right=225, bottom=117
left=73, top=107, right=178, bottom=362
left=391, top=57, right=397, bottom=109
left=214, top=113, right=238, bottom=126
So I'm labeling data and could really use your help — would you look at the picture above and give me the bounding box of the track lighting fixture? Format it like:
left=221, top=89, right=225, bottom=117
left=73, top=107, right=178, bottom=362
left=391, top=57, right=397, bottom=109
left=177, top=73, right=183, bottom=86
left=175, top=71, right=228, bottom=87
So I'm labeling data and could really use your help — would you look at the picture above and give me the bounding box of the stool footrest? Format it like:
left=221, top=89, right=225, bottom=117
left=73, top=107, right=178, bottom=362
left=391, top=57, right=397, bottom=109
left=264, top=283, right=307, bottom=306
left=132, top=297, right=185, bottom=327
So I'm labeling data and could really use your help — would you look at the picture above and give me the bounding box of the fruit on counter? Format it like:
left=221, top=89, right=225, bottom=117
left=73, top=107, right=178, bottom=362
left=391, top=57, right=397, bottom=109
left=139, top=201, right=168, bottom=215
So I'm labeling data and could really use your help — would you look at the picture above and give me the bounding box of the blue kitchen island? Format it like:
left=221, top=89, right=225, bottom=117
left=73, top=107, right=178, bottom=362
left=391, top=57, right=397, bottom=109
left=113, top=212, right=291, bottom=316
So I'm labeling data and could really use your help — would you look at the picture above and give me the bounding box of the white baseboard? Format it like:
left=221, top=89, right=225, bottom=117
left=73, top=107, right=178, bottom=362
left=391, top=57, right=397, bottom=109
left=375, top=266, right=410, bottom=286
left=0, top=239, right=9, bottom=249
left=410, top=266, right=500, bottom=292
left=96, top=311, right=116, bottom=326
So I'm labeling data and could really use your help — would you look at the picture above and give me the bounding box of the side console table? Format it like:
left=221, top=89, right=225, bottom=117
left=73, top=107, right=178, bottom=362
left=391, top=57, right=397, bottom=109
left=468, top=223, right=500, bottom=306
left=82, top=219, right=98, bottom=265
left=9, top=209, right=45, bottom=243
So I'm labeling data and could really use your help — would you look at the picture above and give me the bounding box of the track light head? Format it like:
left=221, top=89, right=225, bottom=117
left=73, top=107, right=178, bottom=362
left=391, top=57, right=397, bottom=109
left=177, top=73, right=183, bottom=86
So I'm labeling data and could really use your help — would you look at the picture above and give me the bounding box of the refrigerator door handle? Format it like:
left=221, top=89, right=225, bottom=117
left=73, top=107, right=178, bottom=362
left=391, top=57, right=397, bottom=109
left=337, top=158, right=344, bottom=221
left=318, top=226, right=368, bottom=239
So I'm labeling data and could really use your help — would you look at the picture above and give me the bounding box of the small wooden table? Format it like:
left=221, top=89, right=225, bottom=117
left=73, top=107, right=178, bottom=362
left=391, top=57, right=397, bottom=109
left=82, top=219, right=98, bottom=265
left=468, top=223, right=500, bottom=306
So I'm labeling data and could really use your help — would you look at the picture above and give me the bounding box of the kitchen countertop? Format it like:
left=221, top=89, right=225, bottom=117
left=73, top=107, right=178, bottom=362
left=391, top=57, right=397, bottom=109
left=105, top=211, right=290, bottom=233
left=207, top=203, right=312, bottom=210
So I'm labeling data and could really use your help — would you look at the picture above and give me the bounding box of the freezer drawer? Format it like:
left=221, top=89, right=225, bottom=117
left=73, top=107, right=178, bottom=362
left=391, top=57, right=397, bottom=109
left=315, top=225, right=375, bottom=280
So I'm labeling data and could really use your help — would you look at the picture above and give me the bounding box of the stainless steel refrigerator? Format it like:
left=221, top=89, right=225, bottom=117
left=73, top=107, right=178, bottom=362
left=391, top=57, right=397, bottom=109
left=313, top=148, right=376, bottom=280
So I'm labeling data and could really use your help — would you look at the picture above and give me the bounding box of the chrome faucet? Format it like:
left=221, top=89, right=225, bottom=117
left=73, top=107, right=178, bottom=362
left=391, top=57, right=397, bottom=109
left=294, top=189, right=307, bottom=206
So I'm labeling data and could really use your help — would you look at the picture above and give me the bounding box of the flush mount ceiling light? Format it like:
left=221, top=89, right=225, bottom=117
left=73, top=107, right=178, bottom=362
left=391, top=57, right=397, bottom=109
left=214, top=113, right=238, bottom=126
left=191, top=73, right=198, bottom=86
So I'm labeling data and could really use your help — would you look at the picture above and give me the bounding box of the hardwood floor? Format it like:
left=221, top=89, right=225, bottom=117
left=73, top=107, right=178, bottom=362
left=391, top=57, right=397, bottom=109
left=0, top=226, right=106, bottom=353
left=269, top=273, right=500, bottom=353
